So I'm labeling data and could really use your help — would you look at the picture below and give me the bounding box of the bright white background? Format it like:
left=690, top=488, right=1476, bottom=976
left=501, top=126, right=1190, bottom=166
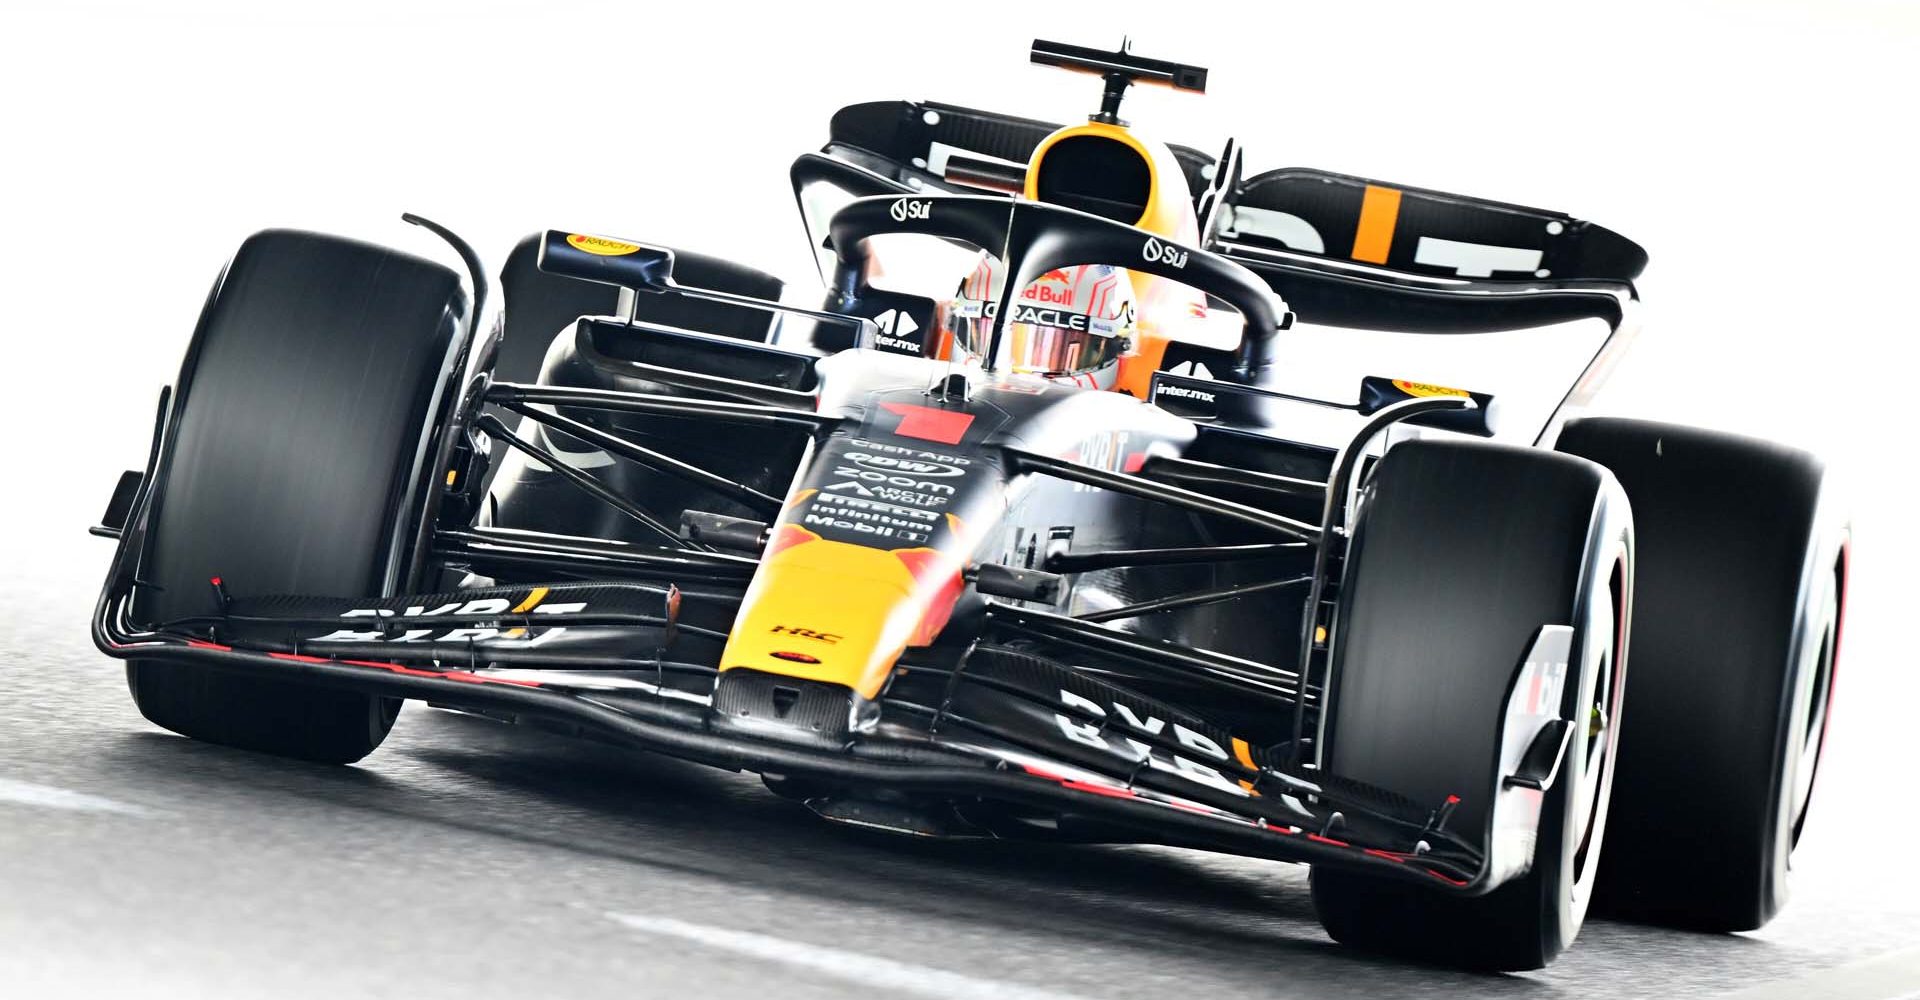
left=2, top=0, right=1915, bottom=904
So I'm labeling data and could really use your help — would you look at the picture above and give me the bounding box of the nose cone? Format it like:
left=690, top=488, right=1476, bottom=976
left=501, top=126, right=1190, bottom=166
left=720, top=525, right=964, bottom=701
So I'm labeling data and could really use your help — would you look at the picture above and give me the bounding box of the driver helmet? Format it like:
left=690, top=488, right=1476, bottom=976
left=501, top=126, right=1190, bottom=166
left=936, top=254, right=1137, bottom=389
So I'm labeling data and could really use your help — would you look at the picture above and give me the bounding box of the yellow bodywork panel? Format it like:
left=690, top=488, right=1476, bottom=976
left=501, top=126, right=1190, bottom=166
left=721, top=528, right=961, bottom=700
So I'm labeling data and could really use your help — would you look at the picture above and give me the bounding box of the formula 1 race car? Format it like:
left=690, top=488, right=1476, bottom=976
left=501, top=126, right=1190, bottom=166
left=92, top=40, right=1848, bottom=970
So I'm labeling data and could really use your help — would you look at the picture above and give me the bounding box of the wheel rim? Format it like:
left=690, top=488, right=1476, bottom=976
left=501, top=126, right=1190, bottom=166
left=1571, top=555, right=1626, bottom=885
left=1789, top=612, right=1836, bottom=846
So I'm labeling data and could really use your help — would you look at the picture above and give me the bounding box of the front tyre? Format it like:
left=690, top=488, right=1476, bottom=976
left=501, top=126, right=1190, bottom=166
left=127, top=229, right=467, bottom=764
left=1308, top=439, right=1632, bottom=970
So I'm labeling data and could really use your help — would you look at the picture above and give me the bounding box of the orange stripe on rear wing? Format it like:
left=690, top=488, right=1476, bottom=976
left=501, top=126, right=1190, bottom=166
left=1350, top=185, right=1403, bottom=264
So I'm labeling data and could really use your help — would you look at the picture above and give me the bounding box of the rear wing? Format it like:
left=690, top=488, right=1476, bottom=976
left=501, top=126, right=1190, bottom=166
left=813, top=100, right=1647, bottom=285
left=1222, top=168, right=1647, bottom=283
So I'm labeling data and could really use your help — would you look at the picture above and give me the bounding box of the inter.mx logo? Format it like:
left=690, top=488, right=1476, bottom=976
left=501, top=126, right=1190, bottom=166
left=1156, top=383, right=1216, bottom=404
left=872, top=309, right=922, bottom=354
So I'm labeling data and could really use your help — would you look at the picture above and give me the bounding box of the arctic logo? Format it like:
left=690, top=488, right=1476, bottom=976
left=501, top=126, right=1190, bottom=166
left=889, top=198, right=933, bottom=222
left=1142, top=236, right=1189, bottom=269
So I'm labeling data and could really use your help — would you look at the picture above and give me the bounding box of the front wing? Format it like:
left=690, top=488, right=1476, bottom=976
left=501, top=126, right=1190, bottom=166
left=95, top=571, right=1565, bottom=895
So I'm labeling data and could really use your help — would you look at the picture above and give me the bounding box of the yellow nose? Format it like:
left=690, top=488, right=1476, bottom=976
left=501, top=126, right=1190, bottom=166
left=721, top=530, right=957, bottom=700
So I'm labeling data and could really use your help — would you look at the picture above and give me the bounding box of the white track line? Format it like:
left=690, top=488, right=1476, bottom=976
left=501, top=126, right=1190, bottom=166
left=0, top=777, right=153, bottom=816
left=607, top=912, right=1092, bottom=1000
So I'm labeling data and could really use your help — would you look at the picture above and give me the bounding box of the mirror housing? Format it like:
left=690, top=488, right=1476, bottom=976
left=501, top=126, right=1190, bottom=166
left=537, top=230, right=676, bottom=292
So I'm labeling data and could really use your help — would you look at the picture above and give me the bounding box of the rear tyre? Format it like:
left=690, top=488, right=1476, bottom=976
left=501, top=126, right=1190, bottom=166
left=1558, top=418, right=1847, bottom=931
left=1308, top=439, right=1632, bottom=971
left=127, top=229, right=467, bottom=765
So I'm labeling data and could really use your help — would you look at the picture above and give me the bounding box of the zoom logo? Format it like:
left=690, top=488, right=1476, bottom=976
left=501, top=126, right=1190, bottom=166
left=1142, top=236, right=1189, bottom=269
left=890, top=198, right=933, bottom=222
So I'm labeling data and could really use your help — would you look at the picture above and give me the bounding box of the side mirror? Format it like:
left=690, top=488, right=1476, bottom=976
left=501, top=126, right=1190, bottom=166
left=1358, top=376, right=1499, bottom=437
left=536, top=230, right=675, bottom=292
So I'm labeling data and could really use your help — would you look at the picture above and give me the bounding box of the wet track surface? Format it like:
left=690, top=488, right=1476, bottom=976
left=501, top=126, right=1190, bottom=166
left=5, top=558, right=1919, bottom=999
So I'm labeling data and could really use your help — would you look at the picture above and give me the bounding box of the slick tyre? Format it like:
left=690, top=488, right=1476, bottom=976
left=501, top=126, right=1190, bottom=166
left=1558, top=418, right=1847, bottom=931
left=127, top=229, right=467, bottom=765
left=1309, top=439, right=1632, bottom=971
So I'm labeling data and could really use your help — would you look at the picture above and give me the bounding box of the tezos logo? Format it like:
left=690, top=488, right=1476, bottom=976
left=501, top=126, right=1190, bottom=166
left=1142, top=236, right=1189, bottom=269
left=890, top=198, right=933, bottom=223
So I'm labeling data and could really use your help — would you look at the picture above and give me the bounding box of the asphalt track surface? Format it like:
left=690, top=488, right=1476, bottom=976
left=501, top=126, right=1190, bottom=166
left=5, top=540, right=1919, bottom=1000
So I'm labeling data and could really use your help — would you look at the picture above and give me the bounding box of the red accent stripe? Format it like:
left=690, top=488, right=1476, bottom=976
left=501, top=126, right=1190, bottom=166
left=1308, top=833, right=1351, bottom=848
left=187, top=640, right=232, bottom=651
left=879, top=402, right=975, bottom=445
left=1061, top=779, right=1137, bottom=799
left=764, top=523, right=818, bottom=558
left=1425, top=868, right=1470, bottom=887
left=1023, top=765, right=1143, bottom=802
left=892, top=547, right=966, bottom=645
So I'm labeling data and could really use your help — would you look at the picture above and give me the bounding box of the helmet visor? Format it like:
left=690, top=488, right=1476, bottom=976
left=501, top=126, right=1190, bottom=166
left=1006, top=303, right=1128, bottom=376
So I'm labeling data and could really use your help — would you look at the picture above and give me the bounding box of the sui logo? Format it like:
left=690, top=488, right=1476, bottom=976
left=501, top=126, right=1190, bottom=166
left=1142, top=236, right=1189, bottom=269
left=890, top=198, right=933, bottom=223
